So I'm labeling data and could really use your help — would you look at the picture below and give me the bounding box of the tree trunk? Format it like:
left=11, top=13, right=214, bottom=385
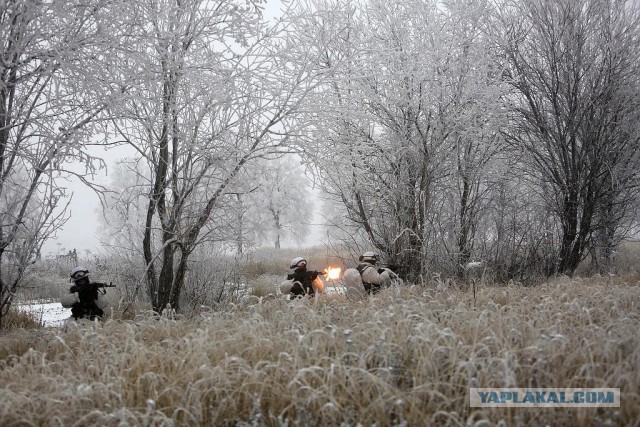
left=274, top=211, right=281, bottom=249
left=457, top=174, right=472, bottom=279
left=236, top=194, right=244, bottom=255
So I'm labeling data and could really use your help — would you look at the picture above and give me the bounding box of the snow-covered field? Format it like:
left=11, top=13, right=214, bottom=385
left=16, top=301, right=71, bottom=327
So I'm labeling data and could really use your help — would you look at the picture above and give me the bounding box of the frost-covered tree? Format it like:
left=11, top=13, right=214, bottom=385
left=100, top=159, right=148, bottom=252
left=251, top=157, right=313, bottom=249
left=499, top=0, right=640, bottom=275
left=0, top=0, right=115, bottom=322
left=105, top=0, right=329, bottom=313
left=300, top=0, right=507, bottom=280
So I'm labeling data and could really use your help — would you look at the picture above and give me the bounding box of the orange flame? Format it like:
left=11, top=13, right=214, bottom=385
left=324, top=266, right=342, bottom=280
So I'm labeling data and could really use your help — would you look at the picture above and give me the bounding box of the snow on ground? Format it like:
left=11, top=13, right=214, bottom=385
left=16, top=301, right=71, bottom=327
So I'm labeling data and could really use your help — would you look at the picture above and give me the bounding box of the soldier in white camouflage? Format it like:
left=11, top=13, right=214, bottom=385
left=356, top=252, right=395, bottom=294
left=280, top=257, right=325, bottom=299
left=60, top=267, right=111, bottom=320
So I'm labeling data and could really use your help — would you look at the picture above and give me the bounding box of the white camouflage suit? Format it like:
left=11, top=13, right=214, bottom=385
left=343, top=252, right=395, bottom=297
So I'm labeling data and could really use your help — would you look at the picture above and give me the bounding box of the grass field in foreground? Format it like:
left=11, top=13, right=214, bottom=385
left=0, top=276, right=638, bottom=426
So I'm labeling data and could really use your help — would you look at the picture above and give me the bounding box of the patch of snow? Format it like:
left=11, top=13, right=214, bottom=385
left=16, top=301, right=71, bottom=327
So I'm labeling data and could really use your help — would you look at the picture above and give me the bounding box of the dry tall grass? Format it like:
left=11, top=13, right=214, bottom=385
left=0, top=309, right=44, bottom=331
left=1, top=276, right=638, bottom=426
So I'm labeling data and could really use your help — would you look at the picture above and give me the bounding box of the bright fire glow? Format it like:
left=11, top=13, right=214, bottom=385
left=324, top=267, right=342, bottom=280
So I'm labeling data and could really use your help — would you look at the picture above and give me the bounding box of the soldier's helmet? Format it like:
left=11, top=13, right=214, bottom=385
left=289, top=257, right=307, bottom=269
left=359, top=252, right=379, bottom=263
left=70, top=266, right=89, bottom=283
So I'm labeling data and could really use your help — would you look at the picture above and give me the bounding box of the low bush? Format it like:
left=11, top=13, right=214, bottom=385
left=0, top=309, right=43, bottom=332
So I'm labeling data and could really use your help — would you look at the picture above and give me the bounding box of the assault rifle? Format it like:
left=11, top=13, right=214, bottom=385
left=70, top=281, right=116, bottom=297
left=287, top=270, right=326, bottom=282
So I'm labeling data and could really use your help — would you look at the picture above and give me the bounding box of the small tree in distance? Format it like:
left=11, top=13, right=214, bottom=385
left=253, top=157, right=313, bottom=249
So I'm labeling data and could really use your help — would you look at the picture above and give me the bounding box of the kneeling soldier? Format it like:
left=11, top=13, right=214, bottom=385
left=280, top=257, right=325, bottom=299
left=60, top=266, right=109, bottom=320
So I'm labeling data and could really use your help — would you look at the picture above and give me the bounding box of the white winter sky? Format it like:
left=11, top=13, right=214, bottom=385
left=41, top=0, right=327, bottom=257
